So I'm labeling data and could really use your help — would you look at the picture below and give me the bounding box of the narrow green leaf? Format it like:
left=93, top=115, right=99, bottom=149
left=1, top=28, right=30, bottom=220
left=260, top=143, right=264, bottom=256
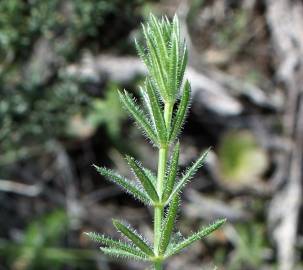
left=125, top=156, right=159, bottom=203
left=101, top=247, right=149, bottom=261
left=113, top=220, right=154, bottom=256
left=161, top=16, right=172, bottom=43
left=166, top=218, right=226, bottom=257
left=169, top=81, right=191, bottom=142
left=140, top=86, right=155, bottom=129
left=135, top=39, right=150, bottom=68
left=166, top=148, right=210, bottom=204
left=85, top=232, right=147, bottom=259
left=162, top=142, right=180, bottom=201
left=142, top=167, right=157, bottom=186
left=170, top=15, right=181, bottom=98
left=177, top=43, right=188, bottom=91
left=118, top=90, right=158, bottom=145
left=150, top=14, right=169, bottom=61
left=145, top=79, right=167, bottom=144
left=142, top=24, right=168, bottom=100
left=93, top=165, right=150, bottom=205
left=172, top=14, right=180, bottom=37
left=168, top=32, right=179, bottom=99
left=159, top=195, right=180, bottom=254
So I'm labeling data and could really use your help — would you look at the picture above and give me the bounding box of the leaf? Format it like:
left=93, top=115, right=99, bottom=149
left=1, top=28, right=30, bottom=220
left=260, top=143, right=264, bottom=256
left=140, top=86, right=155, bottom=129
left=125, top=155, right=159, bottom=203
left=172, top=14, right=180, bottom=37
left=169, top=81, right=191, bottom=142
left=150, top=14, right=169, bottom=61
left=93, top=165, right=150, bottom=205
left=113, top=220, right=154, bottom=256
left=118, top=90, right=158, bottom=145
left=135, top=39, right=151, bottom=68
left=100, top=247, right=149, bottom=261
left=168, top=31, right=180, bottom=99
left=145, top=79, right=167, bottom=144
left=161, top=16, right=173, bottom=44
left=159, top=195, right=180, bottom=254
left=166, top=148, right=210, bottom=204
left=142, top=24, right=168, bottom=101
left=166, top=218, right=226, bottom=257
left=177, top=42, right=188, bottom=91
left=85, top=232, right=147, bottom=259
left=162, top=142, right=180, bottom=201
left=142, top=167, right=157, bottom=186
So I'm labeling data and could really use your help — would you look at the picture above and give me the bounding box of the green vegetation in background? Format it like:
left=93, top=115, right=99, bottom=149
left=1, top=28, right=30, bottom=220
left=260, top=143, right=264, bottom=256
left=0, top=210, right=96, bottom=270
left=218, top=131, right=268, bottom=186
left=214, top=224, right=269, bottom=270
left=0, top=77, right=91, bottom=161
left=229, top=224, right=268, bottom=270
left=0, top=0, right=144, bottom=61
left=0, top=0, right=151, bottom=163
left=88, top=83, right=126, bottom=139
left=67, top=83, right=126, bottom=140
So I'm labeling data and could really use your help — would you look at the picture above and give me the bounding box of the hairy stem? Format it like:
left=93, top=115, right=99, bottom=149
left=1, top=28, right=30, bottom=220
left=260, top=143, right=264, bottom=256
left=154, top=102, right=174, bottom=268
left=154, top=204, right=163, bottom=255
left=157, top=147, right=168, bottom=198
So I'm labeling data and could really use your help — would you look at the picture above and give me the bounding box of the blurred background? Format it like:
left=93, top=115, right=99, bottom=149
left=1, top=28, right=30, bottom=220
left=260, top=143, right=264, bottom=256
left=1, top=0, right=303, bottom=269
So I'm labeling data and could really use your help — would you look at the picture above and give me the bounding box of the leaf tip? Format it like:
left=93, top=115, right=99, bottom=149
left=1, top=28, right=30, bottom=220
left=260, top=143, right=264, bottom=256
left=217, top=218, right=227, bottom=226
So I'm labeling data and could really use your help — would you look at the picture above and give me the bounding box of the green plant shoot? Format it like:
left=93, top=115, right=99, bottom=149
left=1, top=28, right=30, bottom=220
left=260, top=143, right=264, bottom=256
left=86, top=14, right=226, bottom=270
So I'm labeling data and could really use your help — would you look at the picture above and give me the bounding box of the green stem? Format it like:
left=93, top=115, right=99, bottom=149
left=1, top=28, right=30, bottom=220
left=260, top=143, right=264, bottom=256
left=154, top=102, right=174, bottom=268
left=154, top=262, right=163, bottom=270
left=157, top=147, right=168, bottom=197
left=154, top=205, right=162, bottom=255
